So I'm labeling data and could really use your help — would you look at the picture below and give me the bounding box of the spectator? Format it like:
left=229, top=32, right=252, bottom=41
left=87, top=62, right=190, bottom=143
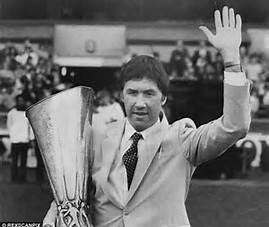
left=7, top=95, right=34, bottom=182
left=245, top=53, right=265, bottom=104
left=15, top=40, right=39, bottom=66
left=0, top=88, right=15, bottom=111
left=0, top=40, right=70, bottom=113
left=92, top=89, right=125, bottom=132
left=245, top=54, right=264, bottom=83
left=169, top=40, right=189, bottom=78
left=214, top=52, right=224, bottom=81
left=192, top=41, right=212, bottom=80
left=204, top=63, right=216, bottom=80
left=262, top=83, right=269, bottom=106
left=194, top=56, right=207, bottom=80
left=192, top=40, right=212, bottom=66
left=182, top=58, right=196, bottom=81
left=250, top=89, right=260, bottom=118
left=240, top=45, right=249, bottom=69
left=153, top=51, right=170, bottom=75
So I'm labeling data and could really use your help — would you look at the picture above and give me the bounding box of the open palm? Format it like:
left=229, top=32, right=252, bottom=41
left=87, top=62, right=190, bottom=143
left=200, top=6, right=242, bottom=57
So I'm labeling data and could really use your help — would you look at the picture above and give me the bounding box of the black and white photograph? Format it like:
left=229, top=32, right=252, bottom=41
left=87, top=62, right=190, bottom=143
left=0, top=0, right=269, bottom=226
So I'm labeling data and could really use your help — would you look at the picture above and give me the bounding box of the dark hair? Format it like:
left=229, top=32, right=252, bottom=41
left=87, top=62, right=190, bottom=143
left=120, top=55, right=169, bottom=96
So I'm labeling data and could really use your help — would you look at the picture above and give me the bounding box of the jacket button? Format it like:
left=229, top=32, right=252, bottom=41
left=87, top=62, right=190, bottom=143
left=123, top=208, right=129, bottom=215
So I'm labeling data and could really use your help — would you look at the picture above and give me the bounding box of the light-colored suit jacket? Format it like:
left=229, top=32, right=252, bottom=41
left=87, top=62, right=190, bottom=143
left=43, top=82, right=251, bottom=227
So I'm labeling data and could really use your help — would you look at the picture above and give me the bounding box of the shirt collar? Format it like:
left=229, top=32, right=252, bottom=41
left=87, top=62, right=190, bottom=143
left=124, top=118, right=160, bottom=141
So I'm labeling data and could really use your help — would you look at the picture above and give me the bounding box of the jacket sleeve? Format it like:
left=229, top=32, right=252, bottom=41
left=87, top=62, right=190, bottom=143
left=177, top=80, right=251, bottom=166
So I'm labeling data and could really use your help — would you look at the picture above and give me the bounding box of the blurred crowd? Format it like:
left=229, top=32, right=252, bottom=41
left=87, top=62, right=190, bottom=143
left=167, top=40, right=269, bottom=118
left=1, top=39, right=269, bottom=117
left=168, top=40, right=224, bottom=81
left=0, top=40, right=71, bottom=112
left=0, top=40, right=72, bottom=182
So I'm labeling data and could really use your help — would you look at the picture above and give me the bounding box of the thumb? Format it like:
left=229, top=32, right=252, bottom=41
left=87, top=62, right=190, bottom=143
left=199, top=26, right=214, bottom=43
left=42, top=200, right=57, bottom=227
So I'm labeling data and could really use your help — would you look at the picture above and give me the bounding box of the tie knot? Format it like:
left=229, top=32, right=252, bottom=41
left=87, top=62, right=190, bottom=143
left=131, top=132, right=143, bottom=143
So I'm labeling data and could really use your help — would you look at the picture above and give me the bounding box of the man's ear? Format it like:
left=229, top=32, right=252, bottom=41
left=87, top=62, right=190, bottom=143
left=161, top=95, right=167, bottom=106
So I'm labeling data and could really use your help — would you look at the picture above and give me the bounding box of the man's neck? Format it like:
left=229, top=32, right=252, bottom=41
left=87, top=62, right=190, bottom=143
left=125, top=119, right=160, bottom=140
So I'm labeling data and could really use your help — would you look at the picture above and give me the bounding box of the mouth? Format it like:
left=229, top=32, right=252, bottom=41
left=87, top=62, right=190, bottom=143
left=132, top=112, right=148, bottom=116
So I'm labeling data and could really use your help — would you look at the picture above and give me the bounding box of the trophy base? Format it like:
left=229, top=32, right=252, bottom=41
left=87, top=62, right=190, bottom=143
left=56, top=200, right=94, bottom=227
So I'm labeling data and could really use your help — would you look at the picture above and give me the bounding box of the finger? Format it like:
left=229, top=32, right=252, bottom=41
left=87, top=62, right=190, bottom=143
left=236, top=14, right=242, bottom=30
left=222, top=6, right=229, bottom=27
left=214, top=10, right=222, bottom=32
left=229, top=8, right=235, bottom=27
left=199, top=26, right=214, bottom=43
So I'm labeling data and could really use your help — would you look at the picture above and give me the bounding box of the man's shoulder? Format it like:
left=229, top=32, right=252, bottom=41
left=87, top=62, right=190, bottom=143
left=92, top=118, right=126, bottom=138
left=169, top=118, right=197, bottom=134
left=106, top=118, right=126, bottom=131
left=159, top=118, right=197, bottom=147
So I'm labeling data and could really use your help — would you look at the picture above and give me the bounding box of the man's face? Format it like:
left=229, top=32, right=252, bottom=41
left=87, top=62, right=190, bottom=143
left=122, top=78, right=165, bottom=132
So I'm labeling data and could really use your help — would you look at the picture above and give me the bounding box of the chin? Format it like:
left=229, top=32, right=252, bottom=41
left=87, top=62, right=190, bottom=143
left=133, top=121, right=154, bottom=132
left=131, top=123, right=144, bottom=132
left=129, top=116, right=156, bottom=132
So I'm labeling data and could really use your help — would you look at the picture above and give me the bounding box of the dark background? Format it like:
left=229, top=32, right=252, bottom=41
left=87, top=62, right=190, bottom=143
left=0, top=0, right=268, bottom=23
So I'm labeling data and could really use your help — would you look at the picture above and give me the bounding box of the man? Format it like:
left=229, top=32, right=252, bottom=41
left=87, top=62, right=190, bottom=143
left=43, top=7, right=251, bottom=227
left=169, top=39, right=189, bottom=78
left=7, top=95, right=33, bottom=182
left=92, top=89, right=125, bottom=132
left=192, top=40, right=212, bottom=67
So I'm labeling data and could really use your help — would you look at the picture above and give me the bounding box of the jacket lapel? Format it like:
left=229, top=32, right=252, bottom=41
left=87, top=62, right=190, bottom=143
left=126, top=116, right=169, bottom=204
left=100, top=119, right=126, bottom=208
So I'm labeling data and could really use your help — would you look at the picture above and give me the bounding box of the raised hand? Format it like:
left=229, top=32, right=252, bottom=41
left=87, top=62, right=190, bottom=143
left=199, top=6, right=242, bottom=63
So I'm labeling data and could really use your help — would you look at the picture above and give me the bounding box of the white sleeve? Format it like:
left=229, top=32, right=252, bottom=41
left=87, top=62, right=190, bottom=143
left=6, top=110, right=13, bottom=132
left=224, top=71, right=247, bottom=86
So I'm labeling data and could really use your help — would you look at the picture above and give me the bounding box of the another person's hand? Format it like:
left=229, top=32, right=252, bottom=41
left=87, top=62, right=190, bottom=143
left=199, top=6, right=242, bottom=63
left=42, top=201, right=57, bottom=227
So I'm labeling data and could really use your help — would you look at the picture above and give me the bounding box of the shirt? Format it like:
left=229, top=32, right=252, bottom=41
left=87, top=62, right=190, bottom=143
left=7, top=108, right=34, bottom=143
left=108, top=119, right=160, bottom=205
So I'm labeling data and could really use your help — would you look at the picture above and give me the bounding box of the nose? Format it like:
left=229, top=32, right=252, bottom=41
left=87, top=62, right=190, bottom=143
left=134, top=95, right=146, bottom=109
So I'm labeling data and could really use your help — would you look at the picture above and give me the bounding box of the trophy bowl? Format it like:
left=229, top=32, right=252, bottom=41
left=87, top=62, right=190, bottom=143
left=26, top=86, right=94, bottom=227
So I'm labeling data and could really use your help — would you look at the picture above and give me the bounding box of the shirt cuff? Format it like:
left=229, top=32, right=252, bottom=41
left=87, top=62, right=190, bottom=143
left=224, top=71, right=247, bottom=86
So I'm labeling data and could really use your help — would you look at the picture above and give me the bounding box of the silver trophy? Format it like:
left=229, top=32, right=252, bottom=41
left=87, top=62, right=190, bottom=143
left=26, top=86, right=94, bottom=227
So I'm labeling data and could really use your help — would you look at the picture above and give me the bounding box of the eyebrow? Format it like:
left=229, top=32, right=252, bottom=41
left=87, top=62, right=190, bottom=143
left=126, top=88, right=138, bottom=92
left=126, top=88, right=157, bottom=94
left=126, top=88, right=156, bottom=91
left=143, top=89, right=156, bottom=93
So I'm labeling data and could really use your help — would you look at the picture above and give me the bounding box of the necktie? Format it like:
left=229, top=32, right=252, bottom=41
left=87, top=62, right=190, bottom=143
left=122, top=132, right=143, bottom=190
